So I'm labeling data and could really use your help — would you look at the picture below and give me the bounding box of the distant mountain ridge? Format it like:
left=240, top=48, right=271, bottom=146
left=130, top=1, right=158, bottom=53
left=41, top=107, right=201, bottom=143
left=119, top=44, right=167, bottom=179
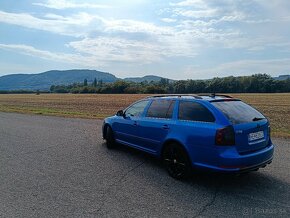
left=123, top=75, right=173, bottom=83
left=274, top=75, right=290, bottom=80
left=0, top=69, right=288, bottom=91
left=0, top=69, right=171, bottom=91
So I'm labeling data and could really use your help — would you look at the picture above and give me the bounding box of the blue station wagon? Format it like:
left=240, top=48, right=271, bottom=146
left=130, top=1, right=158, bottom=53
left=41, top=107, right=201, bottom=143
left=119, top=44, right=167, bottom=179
left=102, top=94, right=274, bottom=179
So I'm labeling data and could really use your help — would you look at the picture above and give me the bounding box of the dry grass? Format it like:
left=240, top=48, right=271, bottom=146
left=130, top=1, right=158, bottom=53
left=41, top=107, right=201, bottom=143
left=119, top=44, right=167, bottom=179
left=0, top=93, right=289, bottom=138
left=0, top=94, right=147, bottom=119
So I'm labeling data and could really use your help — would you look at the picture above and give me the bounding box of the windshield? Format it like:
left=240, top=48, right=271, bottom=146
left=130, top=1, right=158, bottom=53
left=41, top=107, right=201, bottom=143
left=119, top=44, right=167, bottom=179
left=212, top=100, right=265, bottom=125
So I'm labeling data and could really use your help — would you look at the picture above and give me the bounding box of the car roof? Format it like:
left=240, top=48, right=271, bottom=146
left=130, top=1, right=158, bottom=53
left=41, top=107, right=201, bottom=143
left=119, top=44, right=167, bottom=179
left=146, top=94, right=240, bottom=102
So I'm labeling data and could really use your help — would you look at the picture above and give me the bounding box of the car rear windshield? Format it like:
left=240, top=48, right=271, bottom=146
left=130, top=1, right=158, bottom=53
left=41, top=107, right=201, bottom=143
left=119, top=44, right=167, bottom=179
left=212, top=100, right=265, bottom=125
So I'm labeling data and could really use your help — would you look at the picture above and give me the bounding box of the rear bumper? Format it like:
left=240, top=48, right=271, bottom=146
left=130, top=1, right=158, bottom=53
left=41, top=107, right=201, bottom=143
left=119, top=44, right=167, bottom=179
left=192, top=143, right=274, bottom=173
left=237, top=158, right=272, bottom=173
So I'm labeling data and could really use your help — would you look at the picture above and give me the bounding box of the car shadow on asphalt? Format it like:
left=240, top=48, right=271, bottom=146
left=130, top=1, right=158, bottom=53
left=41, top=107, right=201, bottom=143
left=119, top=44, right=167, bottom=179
left=102, top=142, right=281, bottom=185
left=101, top=142, right=289, bottom=196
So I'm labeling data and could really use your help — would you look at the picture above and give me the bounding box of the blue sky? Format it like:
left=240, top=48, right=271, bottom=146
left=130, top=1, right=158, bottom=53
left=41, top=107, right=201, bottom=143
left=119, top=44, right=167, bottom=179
left=0, top=0, right=290, bottom=79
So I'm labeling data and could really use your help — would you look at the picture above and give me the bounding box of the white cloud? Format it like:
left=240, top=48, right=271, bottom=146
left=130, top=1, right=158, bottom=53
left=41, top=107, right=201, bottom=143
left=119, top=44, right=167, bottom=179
left=170, top=0, right=207, bottom=8
left=177, top=14, right=245, bottom=28
left=0, top=11, right=102, bottom=37
left=68, top=37, right=162, bottom=63
left=68, top=34, right=198, bottom=64
left=0, top=1, right=276, bottom=52
left=190, top=58, right=290, bottom=79
left=169, top=0, right=250, bottom=20
left=0, top=9, right=273, bottom=67
left=161, top=18, right=177, bottom=23
left=0, top=43, right=103, bottom=67
left=0, top=10, right=174, bottom=38
left=169, top=0, right=220, bottom=19
left=33, top=0, right=109, bottom=9
left=0, top=10, right=199, bottom=63
left=1, top=0, right=290, bottom=78
left=173, top=8, right=218, bottom=18
left=103, top=19, right=174, bottom=35
left=247, top=46, right=265, bottom=51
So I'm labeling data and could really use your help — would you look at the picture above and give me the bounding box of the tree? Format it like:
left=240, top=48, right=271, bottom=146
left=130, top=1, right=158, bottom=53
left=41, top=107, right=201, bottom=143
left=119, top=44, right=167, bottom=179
left=159, top=78, right=169, bottom=86
left=50, top=85, right=55, bottom=92
left=92, top=78, right=97, bottom=87
left=144, top=85, right=166, bottom=94
left=173, top=80, right=186, bottom=93
left=48, top=73, right=288, bottom=94
left=111, top=80, right=130, bottom=93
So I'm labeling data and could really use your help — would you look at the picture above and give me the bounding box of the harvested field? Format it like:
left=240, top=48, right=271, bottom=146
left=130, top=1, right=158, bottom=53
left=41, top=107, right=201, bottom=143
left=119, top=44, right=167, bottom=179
left=0, top=94, right=147, bottom=119
left=0, top=93, right=289, bottom=138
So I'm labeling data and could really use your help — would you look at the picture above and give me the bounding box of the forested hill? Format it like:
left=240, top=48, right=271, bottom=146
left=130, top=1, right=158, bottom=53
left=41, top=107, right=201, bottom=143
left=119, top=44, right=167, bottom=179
left=0, top=69, right=118, bottom=90
left=0, top=69, right=289, bottom=93
left=0, top=69, right=173, bottom=91
left=124, top=75, right=174, bottom=83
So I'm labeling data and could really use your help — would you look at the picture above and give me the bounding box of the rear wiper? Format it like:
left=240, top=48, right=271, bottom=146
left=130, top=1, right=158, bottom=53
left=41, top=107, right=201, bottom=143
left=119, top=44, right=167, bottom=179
left=252, top=117, right=265, bottom=121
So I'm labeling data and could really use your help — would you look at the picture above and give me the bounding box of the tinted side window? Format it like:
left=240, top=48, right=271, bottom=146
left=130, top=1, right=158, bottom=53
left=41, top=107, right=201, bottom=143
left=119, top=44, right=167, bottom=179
left=146, top=100, right=175, bottom=119
left=125, top=100, right=149, bottom=117
left=178, top=101, right=215, bottom=122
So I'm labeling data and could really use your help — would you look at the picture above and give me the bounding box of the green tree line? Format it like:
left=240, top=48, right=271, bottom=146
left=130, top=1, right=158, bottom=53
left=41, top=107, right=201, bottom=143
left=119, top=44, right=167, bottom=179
left=49, top=74, right=290, bottom=94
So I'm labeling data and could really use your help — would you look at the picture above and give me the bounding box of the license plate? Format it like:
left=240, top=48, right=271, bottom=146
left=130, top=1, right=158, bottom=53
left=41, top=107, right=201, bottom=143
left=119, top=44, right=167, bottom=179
left=248, top=131, right=264, bottom=141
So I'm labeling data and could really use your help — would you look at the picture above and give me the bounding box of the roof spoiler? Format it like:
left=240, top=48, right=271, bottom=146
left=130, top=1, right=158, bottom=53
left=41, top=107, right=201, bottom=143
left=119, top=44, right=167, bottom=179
left=147, top=94, right=202, bottom=99
left=208, top=93, right=233, bottom=98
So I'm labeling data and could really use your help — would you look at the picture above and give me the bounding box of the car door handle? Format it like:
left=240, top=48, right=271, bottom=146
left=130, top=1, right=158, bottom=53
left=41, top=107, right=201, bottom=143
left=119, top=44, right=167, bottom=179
left=133, top=121, right=138, bottom=126
left=162, top=125, right=170, bottom=130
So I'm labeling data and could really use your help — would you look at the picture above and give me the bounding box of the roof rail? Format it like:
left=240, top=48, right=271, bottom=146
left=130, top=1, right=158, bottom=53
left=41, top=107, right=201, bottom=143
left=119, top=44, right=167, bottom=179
left=147, top=94, right=202, bottom=99
left=208, top=93, right=233, bottom=98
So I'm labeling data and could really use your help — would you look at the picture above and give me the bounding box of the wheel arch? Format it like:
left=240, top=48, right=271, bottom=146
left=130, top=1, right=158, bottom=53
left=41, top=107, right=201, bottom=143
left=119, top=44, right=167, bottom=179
left=160, top=139, right=191, bottom=161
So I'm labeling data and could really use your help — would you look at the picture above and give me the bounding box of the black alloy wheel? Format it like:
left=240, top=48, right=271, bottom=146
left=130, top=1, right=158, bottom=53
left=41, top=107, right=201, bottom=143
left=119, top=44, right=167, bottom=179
left=106, top=126, right=116, bottom=149
left=162, top=143, right=191, bottom=180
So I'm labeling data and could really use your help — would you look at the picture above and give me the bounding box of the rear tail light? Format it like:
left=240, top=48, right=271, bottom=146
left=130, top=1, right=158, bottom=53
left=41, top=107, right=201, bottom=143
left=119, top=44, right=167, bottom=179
left=215, top=125, right=235, bottom=146
left=267, top=125, right=271, bottom=144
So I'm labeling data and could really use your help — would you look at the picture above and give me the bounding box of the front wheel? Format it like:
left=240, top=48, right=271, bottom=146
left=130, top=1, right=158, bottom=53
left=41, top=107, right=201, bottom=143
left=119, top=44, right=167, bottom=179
left=162, top=143, right=192, bottom=180
left=105, top=126, right=116, bottom=149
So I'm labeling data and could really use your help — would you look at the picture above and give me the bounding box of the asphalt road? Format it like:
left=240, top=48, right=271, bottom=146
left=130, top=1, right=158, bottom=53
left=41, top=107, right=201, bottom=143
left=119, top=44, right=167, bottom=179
left=0, top=112, right=289, bottom=217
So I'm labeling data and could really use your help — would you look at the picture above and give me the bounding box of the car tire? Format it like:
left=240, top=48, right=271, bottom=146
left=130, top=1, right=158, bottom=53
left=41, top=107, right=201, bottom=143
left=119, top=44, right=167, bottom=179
left=106, top=126, right=115, bottom=149
left=162, top=142, right=192, bottom=180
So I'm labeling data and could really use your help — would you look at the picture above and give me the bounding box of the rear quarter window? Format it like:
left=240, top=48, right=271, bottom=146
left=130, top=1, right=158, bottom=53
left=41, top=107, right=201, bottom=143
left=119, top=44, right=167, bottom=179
left=212, top=100, right=265, bottom=125
left=178, top=101, right=215, bottom=122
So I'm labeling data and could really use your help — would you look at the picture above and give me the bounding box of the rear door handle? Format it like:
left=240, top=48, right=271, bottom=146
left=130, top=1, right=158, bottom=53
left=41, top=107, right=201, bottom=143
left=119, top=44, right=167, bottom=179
left=133, top=121, right=138, bottom=126
left=162, top=124, right=170, bottom=130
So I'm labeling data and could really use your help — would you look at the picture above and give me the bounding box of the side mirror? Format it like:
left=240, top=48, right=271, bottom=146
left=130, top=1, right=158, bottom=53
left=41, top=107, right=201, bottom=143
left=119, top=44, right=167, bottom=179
left=116, top=110, right=124, bottom=117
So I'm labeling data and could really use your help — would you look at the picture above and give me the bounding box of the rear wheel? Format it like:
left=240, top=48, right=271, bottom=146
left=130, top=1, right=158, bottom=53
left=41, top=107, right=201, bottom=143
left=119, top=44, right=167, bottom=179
left=162, top=143, right=191, bottom=180
left=105, top=126, right=115, bottom=149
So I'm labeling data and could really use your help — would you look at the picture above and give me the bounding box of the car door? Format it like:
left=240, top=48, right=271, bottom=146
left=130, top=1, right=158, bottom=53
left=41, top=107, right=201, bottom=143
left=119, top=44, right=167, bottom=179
left=113, top=100, right=149, bottom=145
left=176, top=100, right=217, bottom=164
left=136, top=99, right=176, bottom=152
